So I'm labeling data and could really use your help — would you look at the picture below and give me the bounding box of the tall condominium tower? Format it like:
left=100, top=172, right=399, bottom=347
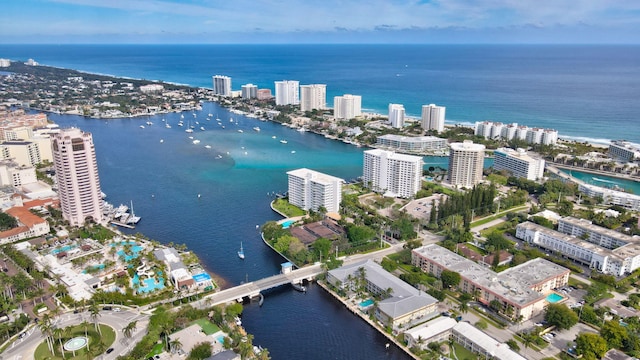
left=287, top=168, right=344, bottom=213
left=241, top=84, right=258, bottom=99
left=212, top=75, right=232, bottom=96
left=448, top=140, right=485, bottom=188
left=388, top=104, right=405, bottom=129
left=333, top=94, right=362, bottom=120
left=363, top=149, right=423, bottom=198
left=300, top=84, right=327, bottom=112
left=494, top=148, right=545, bottom=181
left=52, top=128, right=103, bottom=226
left=421, top=104, right=446, bottom=133
left=274, top=80, right=300, bottom=106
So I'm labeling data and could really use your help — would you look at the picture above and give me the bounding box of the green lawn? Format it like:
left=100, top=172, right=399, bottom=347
left=190, top=318, right=221, bottom=335
left=452, top=342, right=478, bottom=360
left=272, top=199, right=306, bottom=217
left=33, top=324, right=115, bottom=360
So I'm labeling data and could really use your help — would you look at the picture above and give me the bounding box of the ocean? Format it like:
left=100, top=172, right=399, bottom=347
left=3, top=44, right=639, bottom=359
left=1, top=44, right=640, bottom=143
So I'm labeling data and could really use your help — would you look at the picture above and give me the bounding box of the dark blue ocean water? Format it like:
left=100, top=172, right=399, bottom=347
left=2, top=44, right=640, bottom=143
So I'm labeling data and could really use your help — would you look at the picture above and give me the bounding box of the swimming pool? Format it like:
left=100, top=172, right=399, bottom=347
left=281, top=220, right=295, bottom=229
left=359, top=299, right=374, bottom=307
left=132, top=274, right=165, bottom=293
left=51, top=245, right=76, bottom=255
left=216, top=335, right=225, bottom=345
left=117, top=245, right=144, bottom=262
left=546, top=292, right=565, bottom=303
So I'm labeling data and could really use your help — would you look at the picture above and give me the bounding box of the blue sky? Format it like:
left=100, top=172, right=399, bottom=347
left=1, top=0, right=639, bottom=44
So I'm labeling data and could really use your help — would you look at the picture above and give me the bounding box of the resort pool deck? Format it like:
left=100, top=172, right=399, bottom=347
left=51, top=245, right=77, bottom=255
left=117, top=245, right=144, bottom=261
left=546, top=292, right=565, bottom=303
left=281, top=220, right=295, bottom=229
left=132, top=273, right=165, bottom=293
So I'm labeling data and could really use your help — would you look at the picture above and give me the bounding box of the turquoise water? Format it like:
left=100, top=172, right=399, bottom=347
left=216, top=335, right=225, bottom=344
left=559, top=169, right=640, bottom=195
left=546, top=293, right=564, bottom=303
left=132, top=273, right=165, bottom=293
left=117, top=245, right=143, bottom=262
left=359, top=299, right=374, bottom=307
left=51, top=245, right=76, bottom=255
left=281, top=220, right=295, bottom=229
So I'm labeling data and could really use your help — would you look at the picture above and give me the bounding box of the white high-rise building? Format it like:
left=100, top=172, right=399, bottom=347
left=286, top=168, right=344, bottom=213
left=333, top=94, right=362, bottom=120
left=493, top=148, right=545, bottom=181
left=0, top=141, right=41, bottom=167
left=300, top=84, right=326, bottom=112
left=421, top=104, right=445, bottom=133
left=52, top=128, right=103, bottom=226
left=448, top=141, right=485, bottom=188
left=241, top=84, right=258, bottom=99
left=274, top=80, right=300, bottom=106
left=212, top=75, right=232, bottom=97
left=388, top=104, right=405, bottom=129
left=363, top=149, right=423, bottom=198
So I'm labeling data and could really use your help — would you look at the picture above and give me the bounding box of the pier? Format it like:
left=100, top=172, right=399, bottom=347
left=110, top=221, right=135, bottom=229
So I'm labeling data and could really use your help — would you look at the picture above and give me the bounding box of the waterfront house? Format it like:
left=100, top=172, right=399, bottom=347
left=327, top=259, right=438, bottom=329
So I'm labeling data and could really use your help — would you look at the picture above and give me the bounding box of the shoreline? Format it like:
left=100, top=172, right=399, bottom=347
left=550, top=163, right=640, bottom=184
left=7, top=60, right=632, bottom=146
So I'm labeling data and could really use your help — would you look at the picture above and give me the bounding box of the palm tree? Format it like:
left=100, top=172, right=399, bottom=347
left=53, top=326, right=66, bottom=359
left=89, top=303, right=101, bottom=335
left=522, top=332, right=532, bottom=357
left=169, top=338, right=182, bottom=354
left=38, top=320, right=54, bottom=353
left=122, top=320, right=137, bottom=339
left=80, top=320, right=91, bottom=351
left=64, top=326, right=77, bottom=357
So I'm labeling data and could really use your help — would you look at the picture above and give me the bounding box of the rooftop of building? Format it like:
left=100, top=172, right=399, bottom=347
left=449, top=141, right=486, bottom=152
left=286, top=168, right=345, bottom=184
left=6, top=206, right=47, bottom=227
left=579, top=183, right=640, bottom=200
left=377, top=134, right=447, bottom=143
left=560, top=216, right=640, bottom=243
left=364, top=148, right=424, bottom=162
left=413, top=244, right=569, bottom=306
left=494, top=147, right=542, bottom=162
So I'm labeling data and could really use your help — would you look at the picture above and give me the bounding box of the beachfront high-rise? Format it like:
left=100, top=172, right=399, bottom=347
left=493, top=147, right=545, bottom=181
left=333, top=94, right=362, bottom=120
left=274, top=80, right=300, bottom=106
left=286, top=168, right=344, bottom=213
left=448, top=140, right=485, bottom=188
left=300, top=84, right=326, bottom=112
left=241, top=84, right=258, bottom=99
left=388, top=104, right=405, bottom=129
left=212, top=75, right=232, bottom=97
left=363, top=149, right=423, bottom=198
left=52, top=128, right=103, bottom=226
left=421, top=104, right=445, bottom=133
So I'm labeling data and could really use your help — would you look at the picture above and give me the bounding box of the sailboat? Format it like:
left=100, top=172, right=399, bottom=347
left=238, top=242, right=245, bottom=260
left=126, top=200, right=141, bottom=224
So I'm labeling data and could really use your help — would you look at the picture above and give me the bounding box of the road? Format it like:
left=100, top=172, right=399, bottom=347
left=1, top=309, right=149, bottom=360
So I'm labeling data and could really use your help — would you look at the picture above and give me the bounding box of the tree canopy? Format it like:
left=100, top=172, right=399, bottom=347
left=576, top=333, right=608, bottom=360
left=544, top=303, right=579, bottom=330
left=440, top=270, right=461, bottom=289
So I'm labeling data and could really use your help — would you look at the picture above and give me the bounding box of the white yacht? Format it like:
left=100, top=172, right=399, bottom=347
left=280, top=140, right=288, bottom=144
left=192, top=139, right=201, bottom=144
left=238, top=129, right=243, bottom=133
left=253, top=127, right=261, bottom=132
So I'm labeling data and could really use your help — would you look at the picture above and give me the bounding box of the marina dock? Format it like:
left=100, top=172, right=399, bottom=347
left=110, top=221, right=135, bottom=229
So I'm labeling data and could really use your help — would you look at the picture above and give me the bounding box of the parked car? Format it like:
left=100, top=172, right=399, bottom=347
left=106, top=348, right=114, bottom=354
left=102, top=306, right=112, bottom=311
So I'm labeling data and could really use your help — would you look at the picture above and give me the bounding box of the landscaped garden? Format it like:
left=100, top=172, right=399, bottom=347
left=33, top=323, right=115, bottom=360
